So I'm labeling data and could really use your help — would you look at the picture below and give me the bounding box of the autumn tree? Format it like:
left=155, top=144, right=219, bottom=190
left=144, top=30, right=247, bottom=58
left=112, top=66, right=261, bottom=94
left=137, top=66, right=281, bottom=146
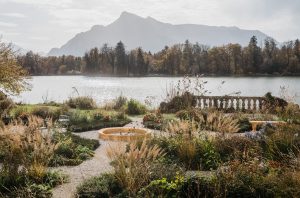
left=293, top=39, right=300, bottom=62
left=227, top=43, right=242, bottom=74
left=0, top=41, right=30, bottom=95
left=84, top=47, right=101, bottom=73
left=15, top=38, right=300, bottom=76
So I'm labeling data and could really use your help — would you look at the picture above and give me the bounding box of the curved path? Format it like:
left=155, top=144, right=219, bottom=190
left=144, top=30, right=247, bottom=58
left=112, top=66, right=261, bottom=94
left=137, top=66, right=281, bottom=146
left=52, top=118, right=144, bottom=198
left=52, top=132, right=118, bottom=198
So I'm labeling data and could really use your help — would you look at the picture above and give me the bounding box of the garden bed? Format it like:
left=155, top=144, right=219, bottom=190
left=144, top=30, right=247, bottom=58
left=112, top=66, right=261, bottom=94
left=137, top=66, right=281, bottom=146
left=50, top=132, right=100, bottom=166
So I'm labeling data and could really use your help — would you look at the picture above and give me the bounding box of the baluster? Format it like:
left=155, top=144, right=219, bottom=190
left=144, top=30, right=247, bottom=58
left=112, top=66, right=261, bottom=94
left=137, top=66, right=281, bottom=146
left=236, top=99, right=240, bottom=110
left=213, top=99, right=218, bottom=108
left=199, top=99, right=202, bottom=109
left=241, top=99, right=245, bottom=110
left=222, top=99, right=226, bottom=109
left=259, top=99, right=263, bottom=110
left=209, top=98, right=213, bottom=108
left=255, top=99, right=259, bottom=111
left=234, top=99, right=238, bottom=110
left=220, top=99, right=224, bottom=109
left=196, top=98, right=200, bottom=108
left=228, top=99, right=232, bottom=109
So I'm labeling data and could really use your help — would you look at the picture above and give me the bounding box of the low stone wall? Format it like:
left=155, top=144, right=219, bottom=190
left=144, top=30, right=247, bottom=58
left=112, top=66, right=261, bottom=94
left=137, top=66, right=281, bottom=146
left=99, top=127, right=151, bottom=141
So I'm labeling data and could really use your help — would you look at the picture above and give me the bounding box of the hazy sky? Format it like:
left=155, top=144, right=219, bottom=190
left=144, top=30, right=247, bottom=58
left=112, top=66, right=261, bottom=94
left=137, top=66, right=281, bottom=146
left=0, top=0, right=299, bottom=53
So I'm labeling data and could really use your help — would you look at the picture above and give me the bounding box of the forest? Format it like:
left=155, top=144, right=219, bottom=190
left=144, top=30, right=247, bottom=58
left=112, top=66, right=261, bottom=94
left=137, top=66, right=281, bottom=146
left=17, top=36, right=300, bottom=76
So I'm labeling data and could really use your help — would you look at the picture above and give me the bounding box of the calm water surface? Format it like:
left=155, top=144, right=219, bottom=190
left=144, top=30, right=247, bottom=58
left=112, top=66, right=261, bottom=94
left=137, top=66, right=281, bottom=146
left=14, top=76, right=300, bottom=105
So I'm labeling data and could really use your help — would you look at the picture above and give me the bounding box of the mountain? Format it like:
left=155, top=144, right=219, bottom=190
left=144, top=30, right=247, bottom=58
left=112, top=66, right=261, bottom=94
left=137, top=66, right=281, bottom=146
left=48, top=11, right=271, bottom=56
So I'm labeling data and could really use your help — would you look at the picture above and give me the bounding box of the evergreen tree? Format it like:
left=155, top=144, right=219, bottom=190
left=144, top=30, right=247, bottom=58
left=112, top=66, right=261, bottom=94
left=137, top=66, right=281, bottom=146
left=262, top=37, right=277, bottom=73
left=136, top=47, right=145, bottom=75
left=115, top=41, right=126, bottom=75
left=247, top=36, right=262, bottom=73
left=84, top=47, right=100, bottom=73
left=181, top=40, right=194, bottom=74
left=294, top=39, right=300, bottom=61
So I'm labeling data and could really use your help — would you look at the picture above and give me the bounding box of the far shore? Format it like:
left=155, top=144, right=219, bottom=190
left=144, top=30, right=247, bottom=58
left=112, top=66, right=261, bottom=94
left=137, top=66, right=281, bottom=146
left=29, top=73, right=300, bottom=77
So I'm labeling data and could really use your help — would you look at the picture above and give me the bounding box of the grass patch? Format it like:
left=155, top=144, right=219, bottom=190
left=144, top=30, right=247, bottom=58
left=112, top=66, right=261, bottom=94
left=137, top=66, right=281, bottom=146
left=125, top=99, right=147, bottom=115
left=65, top=96, right=97, bottom=110
left=0, top=117, right=67, bottom=197
left=76, top=173, right=126, bottom=198
left=50, top=132, right=100, bottom=166
left=143, top=113, right=177, bottom=130
left=68, top=109, right=131, bottom=132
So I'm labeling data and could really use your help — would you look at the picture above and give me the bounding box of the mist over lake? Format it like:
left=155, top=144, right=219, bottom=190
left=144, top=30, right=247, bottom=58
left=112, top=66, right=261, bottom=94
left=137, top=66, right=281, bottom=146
left=15, top=76, right=300, bottom=105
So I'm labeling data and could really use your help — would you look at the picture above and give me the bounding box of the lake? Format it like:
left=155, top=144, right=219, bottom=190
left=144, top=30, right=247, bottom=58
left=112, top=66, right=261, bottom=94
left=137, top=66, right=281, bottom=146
left=14, top=76, right=300, bottom=106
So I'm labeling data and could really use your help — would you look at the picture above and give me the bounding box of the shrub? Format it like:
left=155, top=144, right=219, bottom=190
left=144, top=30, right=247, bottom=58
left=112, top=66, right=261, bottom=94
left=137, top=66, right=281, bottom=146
left=10, top=105, right=29, bottom=119
left=149, top=134, right=220, bottom=170
left=0, top=117, right=63, bottom=195
left=262, top=124, right=300, bottom=163
left=76, top=173, right=126, bottom=198
left=165, top=119, right=197, bottom=138
left=65, top=96, right=96, bottom=110
left=0, top=120, right=4, bottom=129
left=277, top=102, right=300, bottom=124
left=263, top=92, right=288, bottom=113
left=143, top=112, right=163, bottom=130
left=0, top=91, right=14, bottom=118
left=107, top=140, right=164, bottom=196
left=31, top=106, right=60, bottom=120
left=237, top=117, right=252, bottom=132
left=68, top=109, right=131, bottom=132
left=178, top=173, right=219, bottom=197
left=125, top=99, right=146, bottom=115
left=217, top=161, right=300, bottom=197
left=176, top=108, right=204, bottom=122
left=0, top=171, right=67, bottom=198
left=200, top=110, right=240, bottom=133
left=138, top=174, right=184, bottom=197
left=215, top=136, right=263, bottom=162
left=50, top=132, right=99, bottom=166
left=114, top=95, right=127, bottom=110
left=69, top=110, right=90, bottom=124
left=177, top=139, right=198, bottom=169
left=160, top=92, right=196, bottom=113
left=200, top=140, right=221, bottom=170
left=176, top=109, right=240, bottom=133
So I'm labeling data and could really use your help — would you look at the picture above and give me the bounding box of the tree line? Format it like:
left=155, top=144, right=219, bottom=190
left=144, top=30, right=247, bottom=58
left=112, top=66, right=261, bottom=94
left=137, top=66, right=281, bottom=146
left=18, top=36, right=300, bottom=76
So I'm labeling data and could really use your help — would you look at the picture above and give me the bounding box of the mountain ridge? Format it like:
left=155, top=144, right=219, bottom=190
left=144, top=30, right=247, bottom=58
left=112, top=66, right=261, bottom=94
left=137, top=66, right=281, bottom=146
left=48, top=11, right=272, bottom=56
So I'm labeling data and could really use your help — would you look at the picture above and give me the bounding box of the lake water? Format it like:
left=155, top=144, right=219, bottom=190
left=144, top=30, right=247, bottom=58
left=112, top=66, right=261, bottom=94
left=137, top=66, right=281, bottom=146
left=14, top=76, right=300, bottom=106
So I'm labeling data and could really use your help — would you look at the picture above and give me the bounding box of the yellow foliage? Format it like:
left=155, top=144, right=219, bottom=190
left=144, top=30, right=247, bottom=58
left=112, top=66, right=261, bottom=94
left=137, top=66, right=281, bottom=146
left=0, top=116, right=58, bottom=181
left=0, top=40, right=30, bottom=95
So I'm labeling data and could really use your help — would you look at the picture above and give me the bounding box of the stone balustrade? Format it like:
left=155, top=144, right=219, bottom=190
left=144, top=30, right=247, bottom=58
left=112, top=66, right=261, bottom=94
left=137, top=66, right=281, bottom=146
left=194, top=96, right=266, bottom=111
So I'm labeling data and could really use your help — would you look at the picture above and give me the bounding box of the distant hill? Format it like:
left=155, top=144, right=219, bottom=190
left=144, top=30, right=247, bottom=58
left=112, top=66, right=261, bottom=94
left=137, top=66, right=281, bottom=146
left=48, top=11, right=272, bottom=56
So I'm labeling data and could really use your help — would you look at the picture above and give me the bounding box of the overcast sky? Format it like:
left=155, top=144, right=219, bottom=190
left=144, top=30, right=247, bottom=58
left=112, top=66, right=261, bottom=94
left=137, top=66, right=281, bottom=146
left=0, top=0, right=299, bottom=53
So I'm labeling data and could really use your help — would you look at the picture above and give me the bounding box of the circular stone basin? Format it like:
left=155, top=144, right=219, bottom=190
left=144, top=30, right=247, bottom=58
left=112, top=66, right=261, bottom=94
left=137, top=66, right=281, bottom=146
left=99, top=127, right=151, bottom=141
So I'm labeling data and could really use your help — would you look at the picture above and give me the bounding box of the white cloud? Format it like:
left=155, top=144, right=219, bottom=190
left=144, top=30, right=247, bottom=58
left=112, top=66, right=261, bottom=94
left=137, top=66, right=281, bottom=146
left=9, top=0, right=72, bottom=7
left=29, top=36, right=49, bottom=41
left=0, top=12, right=26, bottom=18
left=0, top=21, right=17, bottom=27
left=0, top=0, right=299, bottom=52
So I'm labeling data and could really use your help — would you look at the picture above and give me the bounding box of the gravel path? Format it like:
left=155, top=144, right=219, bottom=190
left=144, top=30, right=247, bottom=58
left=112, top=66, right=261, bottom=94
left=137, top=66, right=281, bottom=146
left=52, top=118, right=146, bottom=198
left=51, top=131, right=125, bottom=198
